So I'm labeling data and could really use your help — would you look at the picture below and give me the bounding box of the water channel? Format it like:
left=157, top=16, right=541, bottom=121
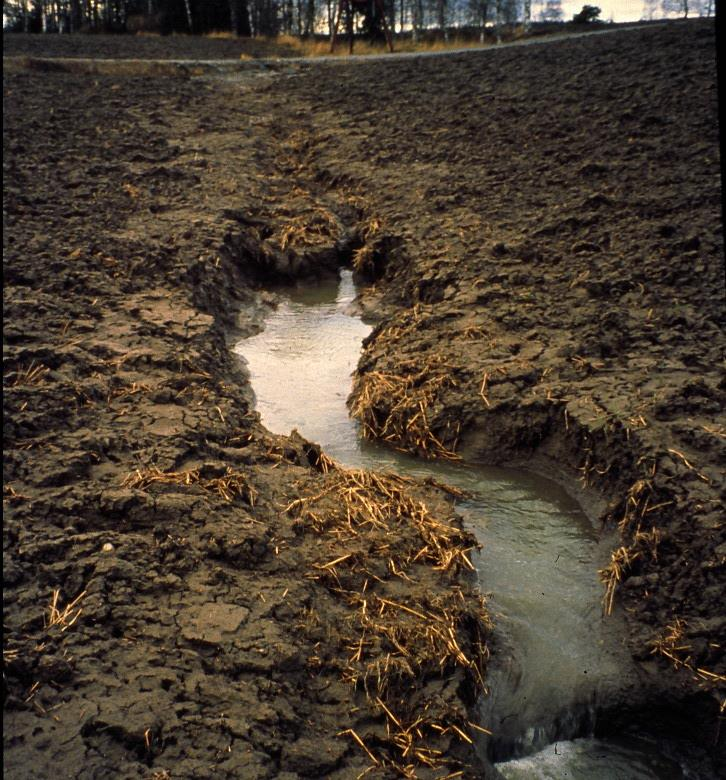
left=232, top=269, right=698, bottom=778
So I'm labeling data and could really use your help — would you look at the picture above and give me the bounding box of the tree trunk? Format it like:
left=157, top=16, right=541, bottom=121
left=241, top=0, right=251, bottom=35
left=437, top=0, right=447, bottom=40
left=183, top=0, right=193, bottom=31
left=69, top=0, right=81, bottom=31
left=229, top=0, right=238, bottom=32
left=411, top=0, right=420, bottom=42
left=345, top=0, right=353, bottom=52
left=304, top=0, right=315, bottom=35
left=523, top=0, right=531, bottom=29
left=478, top=0, right=488, bottom=42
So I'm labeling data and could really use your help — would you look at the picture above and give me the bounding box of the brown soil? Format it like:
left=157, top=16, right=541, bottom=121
left=3, top=18, right=724, bottom=779
left=2, top=56, right=490, bottom=780
left=2, top=31, right=303, bottom=59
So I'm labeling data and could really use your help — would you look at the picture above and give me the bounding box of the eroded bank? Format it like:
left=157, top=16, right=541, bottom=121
left=235, top=267, right=719, bottom=777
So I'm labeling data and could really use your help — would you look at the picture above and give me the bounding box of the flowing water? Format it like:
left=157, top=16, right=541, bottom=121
left=232, top=270, right=698, bottom=778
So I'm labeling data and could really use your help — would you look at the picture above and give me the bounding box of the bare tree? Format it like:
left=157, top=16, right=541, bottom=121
left=411, top=0, right=422, bottom=42
left=182, top=0, right=192, bottom=29
left=229, top=0, right=252, bottom=34
left=436, top=0, right=449, bottom=39
left=539, top=0, right=563, bottom=20
left=661, top=0, right=688, bottom=16
left=469, top=0, right=490, bottom=42
left=641, top=0, right=659, bottom=18
left=303, top=0, right=314, bottom=34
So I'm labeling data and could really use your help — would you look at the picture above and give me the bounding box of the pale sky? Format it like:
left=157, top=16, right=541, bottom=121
left=559, top=0, right=677, bottom=22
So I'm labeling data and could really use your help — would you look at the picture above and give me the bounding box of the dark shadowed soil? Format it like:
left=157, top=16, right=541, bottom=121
left=3, top=18, right=724, bottom=779
left=2, top=31, right=304, bottom=59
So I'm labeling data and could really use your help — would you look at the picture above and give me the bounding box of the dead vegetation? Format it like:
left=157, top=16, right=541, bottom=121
left=3, top=484, right=30, bottom=504
left=276, top=206, right=340, bottom=251
left=45, top=589, right=86, bottom=632
left=649, top=618, right=726, bottom=693
left=286, top=454, right=490, bottom=774
left=598, top=468, right=674, bottom=616
left=270, top=33, right=515, bottom=60
left=6, top=361, right=51, bottom=387
left=121, top=465, right=257, bottom=505
left=599, top=545, right=641, bottom=617
left=351, top=215, right=384, bottom=277
left=350, top=354, right=461, bottom=459
left=4, top=588, right=86, bottom=718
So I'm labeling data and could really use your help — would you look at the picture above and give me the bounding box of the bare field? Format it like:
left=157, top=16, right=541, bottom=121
left=3, top=18, right=723, bottom=778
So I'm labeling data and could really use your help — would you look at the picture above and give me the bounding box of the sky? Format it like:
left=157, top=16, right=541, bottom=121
left=559, top=0, right=678, bottom=22
left=565, top=0, right=643, bottom=21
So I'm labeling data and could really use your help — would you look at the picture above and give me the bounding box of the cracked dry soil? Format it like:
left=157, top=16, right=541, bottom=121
left=3, top=17, right=724, bottom=779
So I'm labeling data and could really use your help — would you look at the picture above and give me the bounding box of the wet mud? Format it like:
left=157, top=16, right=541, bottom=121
left=3, top=17, right=724, bottom=778
left=272, top=18, right=725, bottom=751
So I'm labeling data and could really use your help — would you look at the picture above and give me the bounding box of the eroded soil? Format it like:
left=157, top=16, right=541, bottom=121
left=270, top=18, right=725, bottom=743
left=3, top=18, right=724, bottom=779
left=3, top=59, right=489, bottom=780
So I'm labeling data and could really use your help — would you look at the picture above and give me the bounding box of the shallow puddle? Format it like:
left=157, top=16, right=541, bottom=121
left=233, top=269, right=698, bottom=778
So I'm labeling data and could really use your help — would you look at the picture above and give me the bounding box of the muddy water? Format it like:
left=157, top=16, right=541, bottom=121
left=232, top=270, right=692, bottom=778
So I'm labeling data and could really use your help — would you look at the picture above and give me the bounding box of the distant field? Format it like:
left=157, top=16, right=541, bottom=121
left=1, top=21, right=654, bottom=61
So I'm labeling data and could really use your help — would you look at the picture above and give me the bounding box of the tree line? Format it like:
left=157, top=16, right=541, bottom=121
left=2, top=0, right=713, bottom=36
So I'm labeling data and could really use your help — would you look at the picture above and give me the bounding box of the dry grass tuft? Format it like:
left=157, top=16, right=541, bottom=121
left=289, top=462, right=474, bottom=572
left=276, top=207, right=339, bottom=251
left=649, top=618, right=726, bottom=691
left=350, top=354, right=460, bottom=459
left=204, top=29, right=237, bottom=39
left=108, top=381, right=153, bottom=404
left=600, top=477, right=665, bottom=615
left=276, top=34, right=494, bottom=59
left=3, top=484, right=30, bottom=504
left=122, top=466, right=257, bottom=505
left=599, top=545, right=640, bottom=616
left=617, top=479, right=653, bottom=534
left=45, top=589, right=86, bottom=632
left=650, top=618, right=691, bottom=669
left=352, top=244, right=377, bottom=276
left=7, top=362, right=50, bottom=388
left=351, top=216, right=388, bottom=277
left=288, top=455, right=490, bottom=772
